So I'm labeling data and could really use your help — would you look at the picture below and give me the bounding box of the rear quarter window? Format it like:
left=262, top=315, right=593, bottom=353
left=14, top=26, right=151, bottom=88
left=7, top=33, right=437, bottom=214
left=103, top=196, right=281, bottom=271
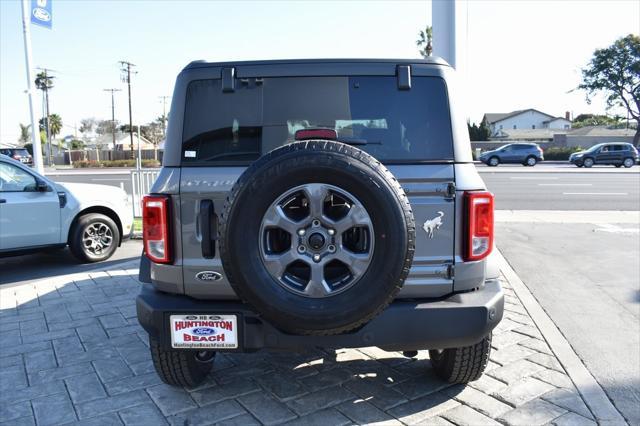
left=181, top=76, right=453, bottom=165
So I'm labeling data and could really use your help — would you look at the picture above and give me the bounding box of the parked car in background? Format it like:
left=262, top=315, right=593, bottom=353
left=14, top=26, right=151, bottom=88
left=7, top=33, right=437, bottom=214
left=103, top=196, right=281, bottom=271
left=0, top=147, right=33, bottom=166
left=569, top=143, right=639, bottom=168
left=0, top=156, right=133, bottom=262
left=479, top=143, right=544, bottom=167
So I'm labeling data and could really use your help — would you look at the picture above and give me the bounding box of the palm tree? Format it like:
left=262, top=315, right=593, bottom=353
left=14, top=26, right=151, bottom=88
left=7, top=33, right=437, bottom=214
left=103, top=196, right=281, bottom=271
left=39, top=114, right=62, bottom=139
left=416, top=26, right=433, bottom=58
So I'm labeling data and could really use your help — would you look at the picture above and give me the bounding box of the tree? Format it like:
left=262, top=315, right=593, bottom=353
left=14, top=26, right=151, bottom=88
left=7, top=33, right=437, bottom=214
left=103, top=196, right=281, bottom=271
left=578, top=34, right=640, bottom=145
left=79, top=117, right=97, bottom=136
left=572, top=113, right=623, bottom=128
left=96, top=119, right=118, bottom=136
left=417, top=26, right=433, bottom=58
left=467, top=120, right=490, bottom=141
left=39, top=114, right=62, bottom=139
left=18, top=123, right=30, bottom=143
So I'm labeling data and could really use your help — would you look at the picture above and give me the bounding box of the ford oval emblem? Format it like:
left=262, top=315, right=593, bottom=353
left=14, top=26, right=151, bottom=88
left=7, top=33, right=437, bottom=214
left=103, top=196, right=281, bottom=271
left=196, top=271, right=223, bottom=282
left=192, top=327, right=216, bottom=336
left=33, top=8, right=51, bottom=22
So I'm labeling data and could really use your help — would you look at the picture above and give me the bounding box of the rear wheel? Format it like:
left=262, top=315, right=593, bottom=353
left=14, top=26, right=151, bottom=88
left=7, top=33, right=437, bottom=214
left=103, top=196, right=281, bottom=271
left=149, top=337, right=214, bottom=387
left=69, top=213, right=119, bottom=263
left=525, top=156, right=537, bottom=167
left=429, top=334, right=492, bottom=383
left=623, top=158, right=634, bottom=168
left=583, top=157, right=594, bottom=168
left=488, top=156, right=499, bottom=167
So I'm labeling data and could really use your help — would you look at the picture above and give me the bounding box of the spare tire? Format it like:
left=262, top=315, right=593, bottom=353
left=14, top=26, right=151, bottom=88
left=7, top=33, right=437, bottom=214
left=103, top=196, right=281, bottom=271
left=219, top=140, right=415, bottom=335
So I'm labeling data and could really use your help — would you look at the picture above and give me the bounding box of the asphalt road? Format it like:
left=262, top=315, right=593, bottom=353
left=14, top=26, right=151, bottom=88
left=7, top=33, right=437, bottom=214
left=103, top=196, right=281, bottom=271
left=45, top=164, right=640, bottom=212
left=497, top=221, right=640, bottom=424
left=480, top=168, right=640, bottom=211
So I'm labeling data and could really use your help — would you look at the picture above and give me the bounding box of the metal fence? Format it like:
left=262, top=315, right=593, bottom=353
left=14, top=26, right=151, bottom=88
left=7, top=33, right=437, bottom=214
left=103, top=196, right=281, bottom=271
left=130, top=169, right=160, bottom=217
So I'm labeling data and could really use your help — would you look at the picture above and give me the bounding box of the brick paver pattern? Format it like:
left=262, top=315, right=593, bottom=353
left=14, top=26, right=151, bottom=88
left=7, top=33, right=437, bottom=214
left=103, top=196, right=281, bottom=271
left=0, top=261, right=598, bottom=425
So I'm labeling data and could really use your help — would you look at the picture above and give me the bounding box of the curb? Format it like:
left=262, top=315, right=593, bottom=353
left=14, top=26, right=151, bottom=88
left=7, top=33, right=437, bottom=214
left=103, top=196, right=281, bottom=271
left=495, top=250, right=627, bottom=425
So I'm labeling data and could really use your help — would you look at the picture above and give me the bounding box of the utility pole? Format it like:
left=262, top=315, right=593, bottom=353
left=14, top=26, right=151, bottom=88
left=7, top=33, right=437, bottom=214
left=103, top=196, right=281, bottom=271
left=159, top=96, right=170, bottom=138
left=103, top=88, right=121, bottom=149
left=36, top=67, right=55, bottom=165
left=119, top=61, right=136, bottom=158
left=20, top=0, right=44, bottom=174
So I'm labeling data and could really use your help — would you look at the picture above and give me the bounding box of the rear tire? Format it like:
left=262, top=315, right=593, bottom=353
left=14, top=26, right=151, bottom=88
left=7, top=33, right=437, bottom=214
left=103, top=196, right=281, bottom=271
left=429, top=334, right=492, bottom=383
left=149, top=337, right=214, bottom=387
left=525, top=156, right=537, bottom=167
left=69, top=213, right=119, bottom=263
left=623, top=158, right=634, bottom=168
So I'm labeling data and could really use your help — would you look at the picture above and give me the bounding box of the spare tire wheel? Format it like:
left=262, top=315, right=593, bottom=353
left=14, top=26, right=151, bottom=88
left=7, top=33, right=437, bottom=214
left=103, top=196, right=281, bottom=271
left=219, top=140, right=415, bottom=335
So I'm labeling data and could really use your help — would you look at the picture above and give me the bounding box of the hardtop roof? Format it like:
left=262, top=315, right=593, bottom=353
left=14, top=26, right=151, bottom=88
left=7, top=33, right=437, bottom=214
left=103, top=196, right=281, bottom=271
left=183, top=57, right=450, bottom=71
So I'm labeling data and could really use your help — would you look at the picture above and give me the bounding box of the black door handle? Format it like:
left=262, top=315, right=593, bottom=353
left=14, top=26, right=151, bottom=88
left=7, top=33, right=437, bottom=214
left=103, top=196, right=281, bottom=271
left=199, top=199, right=217, bottom=258
left=0, top=199, right=6, bottom=204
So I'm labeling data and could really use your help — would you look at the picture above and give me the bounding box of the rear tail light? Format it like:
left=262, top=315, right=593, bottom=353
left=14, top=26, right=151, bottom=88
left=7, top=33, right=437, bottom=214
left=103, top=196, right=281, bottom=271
left=143, top=195, right=171, bottom=264
left=12, top=154, right=20, bottom=159
left=464, top=191, right=494, bottom=261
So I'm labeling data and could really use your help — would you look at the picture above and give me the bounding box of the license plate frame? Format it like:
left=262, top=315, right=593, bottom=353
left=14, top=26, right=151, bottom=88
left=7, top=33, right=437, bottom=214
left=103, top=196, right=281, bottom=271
left=170, top=314, right=238, bottom=349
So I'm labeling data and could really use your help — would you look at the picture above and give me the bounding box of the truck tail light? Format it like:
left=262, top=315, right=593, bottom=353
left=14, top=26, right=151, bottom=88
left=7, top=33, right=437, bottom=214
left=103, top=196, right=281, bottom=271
left=143, top=195, right=171, bottom=264
left=464, top=191, right=494, bottom=261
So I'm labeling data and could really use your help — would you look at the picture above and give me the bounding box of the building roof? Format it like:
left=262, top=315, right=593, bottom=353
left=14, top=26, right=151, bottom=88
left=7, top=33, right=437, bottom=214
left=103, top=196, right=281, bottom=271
left=483, top=109, right=556, bottom=124
left=567, top=126, right=636, bottom=137
left=543, top=117, right=571, bottom=124
left=493, top=128, right=564, bottom=140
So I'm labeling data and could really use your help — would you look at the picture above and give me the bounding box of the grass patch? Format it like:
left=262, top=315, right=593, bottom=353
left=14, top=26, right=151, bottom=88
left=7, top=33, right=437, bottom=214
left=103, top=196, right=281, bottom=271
left=133, top=217, right=142, bottom=233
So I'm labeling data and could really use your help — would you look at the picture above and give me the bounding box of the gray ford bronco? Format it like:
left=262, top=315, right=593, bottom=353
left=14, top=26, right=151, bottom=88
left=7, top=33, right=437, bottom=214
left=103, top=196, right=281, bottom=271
left=137, top=58, right=504, bottom=388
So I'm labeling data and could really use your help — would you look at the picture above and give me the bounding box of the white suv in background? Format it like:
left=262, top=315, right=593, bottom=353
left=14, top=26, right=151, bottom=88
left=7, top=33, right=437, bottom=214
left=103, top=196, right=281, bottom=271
left=0, top=156, right=133, bottom=262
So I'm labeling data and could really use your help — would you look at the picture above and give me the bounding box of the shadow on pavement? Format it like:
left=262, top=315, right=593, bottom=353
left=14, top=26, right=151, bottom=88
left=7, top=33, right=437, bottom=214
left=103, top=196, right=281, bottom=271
left=0, top=241, right=142, bottom=286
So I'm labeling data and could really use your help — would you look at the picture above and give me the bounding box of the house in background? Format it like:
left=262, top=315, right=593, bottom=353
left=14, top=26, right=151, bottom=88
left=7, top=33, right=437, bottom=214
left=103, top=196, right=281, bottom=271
left=483, top=109, right=572, bottom=137
left=84, top=132, right=155, bottom=151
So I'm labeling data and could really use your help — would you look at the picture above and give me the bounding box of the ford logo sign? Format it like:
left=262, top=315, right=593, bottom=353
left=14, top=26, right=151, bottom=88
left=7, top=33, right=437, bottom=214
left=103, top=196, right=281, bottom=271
left=33, top=8, right=51, bottom=22
left=192, top=327, right=216, bottom=336
left=196, top=271, right=223, bottom=282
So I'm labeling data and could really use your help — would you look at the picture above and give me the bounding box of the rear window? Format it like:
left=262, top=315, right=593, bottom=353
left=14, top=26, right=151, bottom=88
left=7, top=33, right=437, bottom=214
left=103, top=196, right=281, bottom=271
left=182, top=76, right=453, bottom=165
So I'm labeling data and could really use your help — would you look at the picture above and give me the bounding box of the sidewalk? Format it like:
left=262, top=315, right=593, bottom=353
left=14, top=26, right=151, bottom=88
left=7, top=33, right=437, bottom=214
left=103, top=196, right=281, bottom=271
left=0, top=255, right=627, bottom=425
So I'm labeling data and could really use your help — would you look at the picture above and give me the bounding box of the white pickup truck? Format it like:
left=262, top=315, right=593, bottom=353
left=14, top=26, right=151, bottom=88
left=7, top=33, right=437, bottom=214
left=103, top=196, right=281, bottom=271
left=0, top=156, right=133, bottom=262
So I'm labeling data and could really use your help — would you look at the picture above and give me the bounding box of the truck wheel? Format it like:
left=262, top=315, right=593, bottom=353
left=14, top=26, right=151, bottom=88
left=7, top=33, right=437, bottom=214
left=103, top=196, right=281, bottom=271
left=220, top=140, right=415, bottom=336
left=69, top=213, right=119, bottom=263
left=149, top=337, right=214, bottom=387
left=429, top=333, right=492, bottom=383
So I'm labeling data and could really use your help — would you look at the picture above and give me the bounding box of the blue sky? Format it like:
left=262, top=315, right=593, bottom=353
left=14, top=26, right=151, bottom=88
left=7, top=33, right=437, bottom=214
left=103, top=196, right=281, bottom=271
left=1, top=0, right=639, bottom=142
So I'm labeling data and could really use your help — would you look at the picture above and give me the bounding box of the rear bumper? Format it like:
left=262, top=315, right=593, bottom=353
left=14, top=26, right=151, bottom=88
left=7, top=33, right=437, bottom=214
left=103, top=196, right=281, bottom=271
left=136, top=279, right=504, bottom=352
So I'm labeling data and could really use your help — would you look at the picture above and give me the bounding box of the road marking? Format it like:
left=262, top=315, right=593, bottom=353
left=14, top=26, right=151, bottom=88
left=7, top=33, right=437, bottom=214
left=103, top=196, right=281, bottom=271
left=594, top=224, right=640, bottom=234
left=563, top=192, right=628, bottom=195
left=91, top=178, right=126, bottom=181
left=510, top=177, right=558, bottom=180
left=538, top=183, right=592, bottom=186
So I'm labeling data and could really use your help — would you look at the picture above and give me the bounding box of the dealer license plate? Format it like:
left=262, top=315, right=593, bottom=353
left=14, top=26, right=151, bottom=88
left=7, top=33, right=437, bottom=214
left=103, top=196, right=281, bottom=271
left=170, top=314, right=238, bottom=349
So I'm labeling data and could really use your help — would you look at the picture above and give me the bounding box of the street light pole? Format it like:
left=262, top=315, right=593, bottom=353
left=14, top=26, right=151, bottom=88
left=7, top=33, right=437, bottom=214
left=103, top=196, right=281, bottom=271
left=20, top=0, right=44, bottom=174
left=103, top=88, right=121, bottom=149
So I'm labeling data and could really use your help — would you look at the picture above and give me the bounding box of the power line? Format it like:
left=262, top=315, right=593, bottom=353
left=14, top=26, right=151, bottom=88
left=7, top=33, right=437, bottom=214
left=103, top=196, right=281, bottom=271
left=103, top=88, right=121, bottom=149
left=119, top=61, right=137, bottom=158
